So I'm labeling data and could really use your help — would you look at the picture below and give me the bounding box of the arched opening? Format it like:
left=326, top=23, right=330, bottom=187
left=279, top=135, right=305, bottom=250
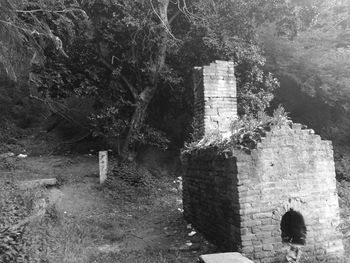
left=280, top=209, right=307, bottom=245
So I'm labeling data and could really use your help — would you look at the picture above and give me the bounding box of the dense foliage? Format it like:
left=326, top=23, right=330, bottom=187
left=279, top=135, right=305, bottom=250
left=0, top=0, right=88, bottom=82
left=263, top=0, right=350, bottom=108
left=260, top=0, right=350, bottom=143
left=0, top=0, right=328, bottom=156
left=0, top=180, right=30, bottom=263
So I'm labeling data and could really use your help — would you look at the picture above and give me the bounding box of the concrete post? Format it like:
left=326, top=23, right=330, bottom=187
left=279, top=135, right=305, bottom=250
left=99, top=151, right=108, bottom=184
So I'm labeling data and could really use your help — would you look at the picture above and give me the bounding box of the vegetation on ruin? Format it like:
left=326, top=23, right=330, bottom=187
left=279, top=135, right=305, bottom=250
left=183, top=106, right=291, bottom=155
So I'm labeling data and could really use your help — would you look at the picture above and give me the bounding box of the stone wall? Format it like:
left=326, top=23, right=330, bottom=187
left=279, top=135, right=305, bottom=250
left=182, top=124, right=345, bottom=263
left=193, top=61, right=237, bottom=137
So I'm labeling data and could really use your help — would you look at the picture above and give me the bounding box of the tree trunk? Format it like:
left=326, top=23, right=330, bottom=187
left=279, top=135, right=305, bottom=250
left=120, top=0, right=170, bottom=160
left=121, top=100, right=148, bottom=159
left=121, top=85, right=158, bottom=159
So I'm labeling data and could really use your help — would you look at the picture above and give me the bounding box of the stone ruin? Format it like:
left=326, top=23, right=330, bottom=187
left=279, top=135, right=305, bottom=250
left=182, top=61, right=345, bottom=262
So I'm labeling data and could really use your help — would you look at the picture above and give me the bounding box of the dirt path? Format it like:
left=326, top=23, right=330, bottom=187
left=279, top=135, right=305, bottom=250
left=4, top=154, right=214, bottom=263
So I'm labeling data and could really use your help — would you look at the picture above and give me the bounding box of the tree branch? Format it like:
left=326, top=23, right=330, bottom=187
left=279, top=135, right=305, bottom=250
left=29, top=95, right=89, bottom=129
left=149, top=0, right=178, bottom=40
left=152, top=0, right=170, bottom=76
left=15, top=8, right=86, bottom=15
left=15, top=9, right=44, bottom=13
left=169, top=9, right=181, bottom=24
left=120, top=75, right=139, bottom=99
left=98, top=56, right=139, bottom=100
left=98, top=55, right=113, bottom=70
left=0, top=19, right=37, bottom=34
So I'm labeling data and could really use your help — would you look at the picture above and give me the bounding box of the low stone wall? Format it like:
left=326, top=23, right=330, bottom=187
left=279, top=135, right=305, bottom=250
left=182, top=124, right=344, bottom=263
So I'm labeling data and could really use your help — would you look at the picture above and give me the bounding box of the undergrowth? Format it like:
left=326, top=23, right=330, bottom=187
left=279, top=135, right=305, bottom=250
left=101, top=161, right=161, bottom=203
left=0, top=178, right=58, bottom=263
left=0, top=180, right=35, bottom=262
left=183, top=106, right=291, bottom=155
left=88, top=249, right=192, bottom=263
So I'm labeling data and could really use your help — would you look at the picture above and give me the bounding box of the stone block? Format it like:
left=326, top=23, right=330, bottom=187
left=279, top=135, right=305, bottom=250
left=255, top=232, right=272, bottom=240
left=262, top=244, right=273, bottom=251
left=254, top=251, right=273, bottom=259
left=199, top=253, right=254, bottom=263
left=18, top=178, right=57, bottom=190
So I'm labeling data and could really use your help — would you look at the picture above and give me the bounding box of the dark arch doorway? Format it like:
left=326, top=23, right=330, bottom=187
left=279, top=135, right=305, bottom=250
left=280, top=209, right=307, bottom=245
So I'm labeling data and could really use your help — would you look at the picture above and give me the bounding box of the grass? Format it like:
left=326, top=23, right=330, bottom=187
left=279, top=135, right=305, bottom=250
left=0, top=175, right=50, bottom=262
left=34, top=185, right=199, bottom=263
left=88, top=249, right=193, bottom=263
left=0, top=155, right=211, bottom=263
left=11, top=191, right=188, bottom=263
left=8, top=148, right=350, bottom=263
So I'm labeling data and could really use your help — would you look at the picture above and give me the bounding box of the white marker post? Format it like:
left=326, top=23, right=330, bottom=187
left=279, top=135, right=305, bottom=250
left=99, top=151, right=108, bottom=184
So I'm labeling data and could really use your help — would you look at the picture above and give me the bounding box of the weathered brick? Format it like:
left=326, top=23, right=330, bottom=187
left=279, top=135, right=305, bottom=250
left=252, top=240, right=262, bottom=246
left=240, top=228, right=251, bottom=235
left=255, top=232, right=271, bottom=240
left=254, top=251, right=273, bottom=259
left=193, top=61, right=237, bottom=137
left=253, top=245, right=263, bottom=252
left=262, top=244, right=273, bottom=251
left=252, top=212, right=271, bottom=220
left=241, top=234, right=257, bottom=241
left=242, top=246, right=254, bottom=254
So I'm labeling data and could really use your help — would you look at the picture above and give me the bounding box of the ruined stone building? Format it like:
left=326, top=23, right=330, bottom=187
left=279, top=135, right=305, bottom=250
left=182, top=61, right=345, bottom=262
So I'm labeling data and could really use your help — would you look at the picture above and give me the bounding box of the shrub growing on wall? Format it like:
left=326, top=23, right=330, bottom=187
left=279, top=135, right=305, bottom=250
left=183, top=106, right=291, bottom=155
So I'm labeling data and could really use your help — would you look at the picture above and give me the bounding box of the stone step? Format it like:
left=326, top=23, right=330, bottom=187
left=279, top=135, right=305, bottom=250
left=199, top=252, right=254, bottom=263
left=18, top=178, right=57, bottom=190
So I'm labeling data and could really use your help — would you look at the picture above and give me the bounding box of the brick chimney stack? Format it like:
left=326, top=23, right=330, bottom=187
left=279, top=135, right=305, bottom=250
left=193, top=60, right=237, bottom=138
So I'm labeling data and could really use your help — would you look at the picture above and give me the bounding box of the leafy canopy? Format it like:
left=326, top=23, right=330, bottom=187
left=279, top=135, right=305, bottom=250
left=0, top=0, right=88, bottom=81
left=1, top=0, right=310, bottom=151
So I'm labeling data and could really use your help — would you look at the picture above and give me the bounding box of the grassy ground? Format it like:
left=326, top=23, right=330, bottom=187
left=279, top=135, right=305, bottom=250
left=2, top=144, right=350, bottom=262
left=0, top=154, right=215, bottom=263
